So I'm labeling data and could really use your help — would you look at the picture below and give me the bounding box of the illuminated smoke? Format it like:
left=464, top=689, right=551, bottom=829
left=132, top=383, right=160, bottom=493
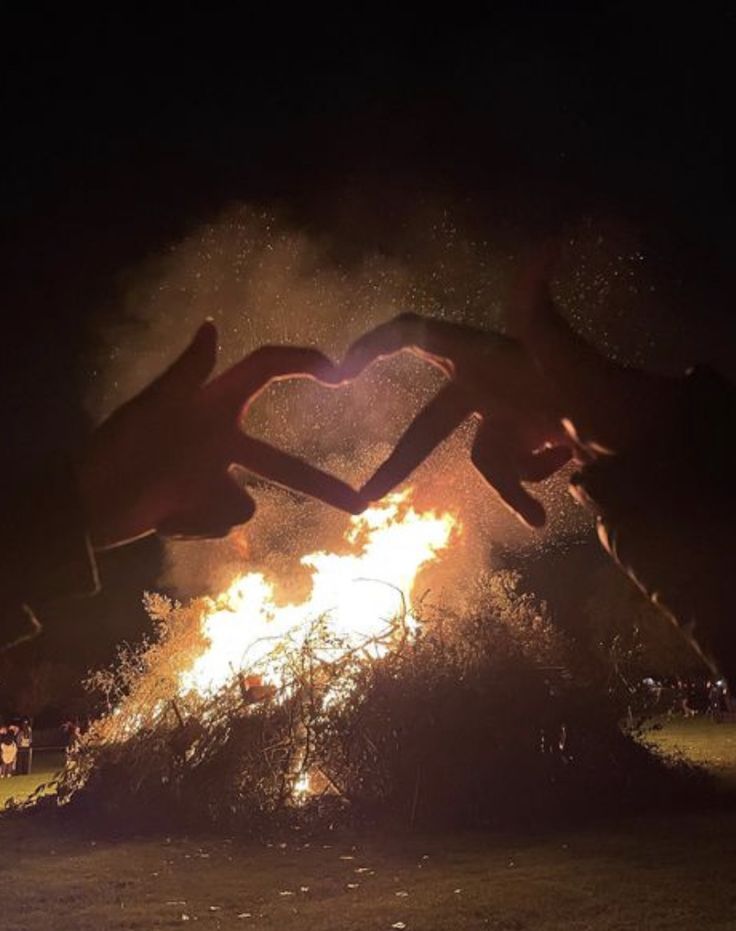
left=86, top=202, right=679, bottom=597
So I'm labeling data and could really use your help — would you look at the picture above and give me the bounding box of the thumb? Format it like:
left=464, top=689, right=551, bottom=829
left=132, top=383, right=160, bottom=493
left=509, top=253, right=657, bottom=453
left=154, top=320, right=218, bottom=397
left=507, top=242, right=561, bottom=342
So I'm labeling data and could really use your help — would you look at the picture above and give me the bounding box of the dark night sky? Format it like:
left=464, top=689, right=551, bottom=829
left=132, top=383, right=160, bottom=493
left=0, top=7, right=733, bottom=701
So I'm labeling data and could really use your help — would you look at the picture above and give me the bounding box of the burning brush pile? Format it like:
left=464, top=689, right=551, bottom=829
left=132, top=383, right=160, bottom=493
left=53, top=490, right=703, bottom=832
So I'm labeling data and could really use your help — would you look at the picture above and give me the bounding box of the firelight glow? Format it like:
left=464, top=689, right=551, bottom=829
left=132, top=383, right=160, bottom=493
left=179, top=489, right=460, bottom=697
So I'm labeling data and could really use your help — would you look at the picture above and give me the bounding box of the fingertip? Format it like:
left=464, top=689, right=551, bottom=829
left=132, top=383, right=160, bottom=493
left=232, top=490, right=257, bottom=525
left=330, top=486, right=370, bottom=515
left=338, top=346, right=375, bottom=381
left=327, top=355, right=362, bottom=385
left=305, top=352, right=340, bottom=384
left=506, top=243, right=561, bottom=341
left=270, top=346, right=335, bottom=382
left=360, top=475, right=393, bottom=503
left=520, top=501, right=547, bottom=529
left=196, top=318, right=218, bottom=344
left=470, top=439, right=548, bottom=530
left=347, top=496, right=370, bottom=515
left=496, top=488, right=546, bottom=529
left=192, top=319, right=218, bottom=363
left=153, top=319, right=218, bottom=396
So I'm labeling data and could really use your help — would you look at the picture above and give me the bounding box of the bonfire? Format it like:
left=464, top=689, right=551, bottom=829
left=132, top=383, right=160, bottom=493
left=58, top=490, right=464, bottom=814
left=48, top=487, right=704, bottom=832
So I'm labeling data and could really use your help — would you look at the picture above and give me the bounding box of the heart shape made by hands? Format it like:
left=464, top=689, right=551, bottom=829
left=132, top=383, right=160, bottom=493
left=166, top=315, right=566, bottom=538
left=228, top=339, right=507, bottom=521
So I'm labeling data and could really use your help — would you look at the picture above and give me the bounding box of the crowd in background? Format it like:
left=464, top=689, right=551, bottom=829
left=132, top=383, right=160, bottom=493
left=0, top=683, right=728, bottom=783
left=0, top=720, right=32, bottom=777
left=641, top=677, right=731, bottom=718
left=0, top=718, right=84, bottom=780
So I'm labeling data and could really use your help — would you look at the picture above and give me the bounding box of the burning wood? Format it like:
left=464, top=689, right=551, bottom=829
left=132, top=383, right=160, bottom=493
left=49, top=493, right=703, bottom=833
left=60, top=490, right=460, bottom=808
left=179, top=489, right=459, bottom=699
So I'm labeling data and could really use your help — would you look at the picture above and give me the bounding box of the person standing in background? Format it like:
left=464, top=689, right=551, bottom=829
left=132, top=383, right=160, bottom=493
left=0, top=726, right=17, bottom=777
left=16, top=719, right=32, bottom=775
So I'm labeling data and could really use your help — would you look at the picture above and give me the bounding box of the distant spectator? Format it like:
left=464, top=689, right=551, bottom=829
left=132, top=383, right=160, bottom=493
left=679, top=680, right=697, bottom=718
left=16, top=719, right=32, bottom=775
left=62, top=720, right=81, bottom=755
left=0, top=726, right=17, bottom=777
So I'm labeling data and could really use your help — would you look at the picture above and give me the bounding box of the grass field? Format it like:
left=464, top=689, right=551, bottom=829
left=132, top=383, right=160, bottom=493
left=644, top=716, right=736, bottom=784
left=1, top=722, right=735, bottom=931
left=0, top=750, right=65, bottom=807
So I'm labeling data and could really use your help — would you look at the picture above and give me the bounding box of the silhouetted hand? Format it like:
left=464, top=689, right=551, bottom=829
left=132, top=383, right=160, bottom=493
left=512, top=258, right=736, bottom=681
left=337, top=310, right=571, bottom=527
left=338, top=260, right=736, bottom=680
left=508, top=251, right=679, bottom=462
left=77, top=321, right=364, bottom=548
left=338, top=255, right=680, bottom=528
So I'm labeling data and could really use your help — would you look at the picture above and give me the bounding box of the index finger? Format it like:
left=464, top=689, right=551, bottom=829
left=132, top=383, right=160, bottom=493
left=338, top=313, right=491, bottom=382
left=205, top=346, right=338, bottom=413
left=361, top=384, right=473, bottom=501
left=471, top=420, right=547, bottom=528
left=230, top=433, right=366, bottom=515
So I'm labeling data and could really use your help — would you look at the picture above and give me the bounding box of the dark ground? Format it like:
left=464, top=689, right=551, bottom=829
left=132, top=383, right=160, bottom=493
left=1, top=720, right=736, bottom=930
left=3, top=810, right=736, bottom=930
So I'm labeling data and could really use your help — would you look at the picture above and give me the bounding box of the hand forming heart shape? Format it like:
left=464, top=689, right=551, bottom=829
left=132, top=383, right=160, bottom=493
left=331, top=252, right=679, bottom=530
left=333, top=312, right=570, bottom=528
left=77, top=322, right=365, bottom=548
left=80, top=256, right=632, bottom=548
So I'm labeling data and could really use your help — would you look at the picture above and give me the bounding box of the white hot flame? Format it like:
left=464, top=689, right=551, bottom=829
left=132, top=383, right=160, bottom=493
left=179, top=490, right=459, bottom=697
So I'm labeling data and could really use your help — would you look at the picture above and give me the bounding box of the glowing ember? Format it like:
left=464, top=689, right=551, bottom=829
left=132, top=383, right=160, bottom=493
left=180, top=490, right=459, bottom=697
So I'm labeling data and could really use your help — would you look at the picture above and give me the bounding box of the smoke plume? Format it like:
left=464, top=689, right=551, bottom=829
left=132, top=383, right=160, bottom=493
left=85, top=200, right=677, bottom=600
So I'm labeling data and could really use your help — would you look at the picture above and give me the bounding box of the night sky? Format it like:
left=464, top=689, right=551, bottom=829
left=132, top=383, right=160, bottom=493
left=0, top=8, right=733, bottom=710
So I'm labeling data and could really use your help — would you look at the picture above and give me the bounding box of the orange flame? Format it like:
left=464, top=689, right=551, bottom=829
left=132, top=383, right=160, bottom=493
left=179, top=489, right=460, bottom=697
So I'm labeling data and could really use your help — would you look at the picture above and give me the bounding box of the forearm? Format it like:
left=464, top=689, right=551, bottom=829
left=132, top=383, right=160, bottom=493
left=570, top=365, right=736, bottom=681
